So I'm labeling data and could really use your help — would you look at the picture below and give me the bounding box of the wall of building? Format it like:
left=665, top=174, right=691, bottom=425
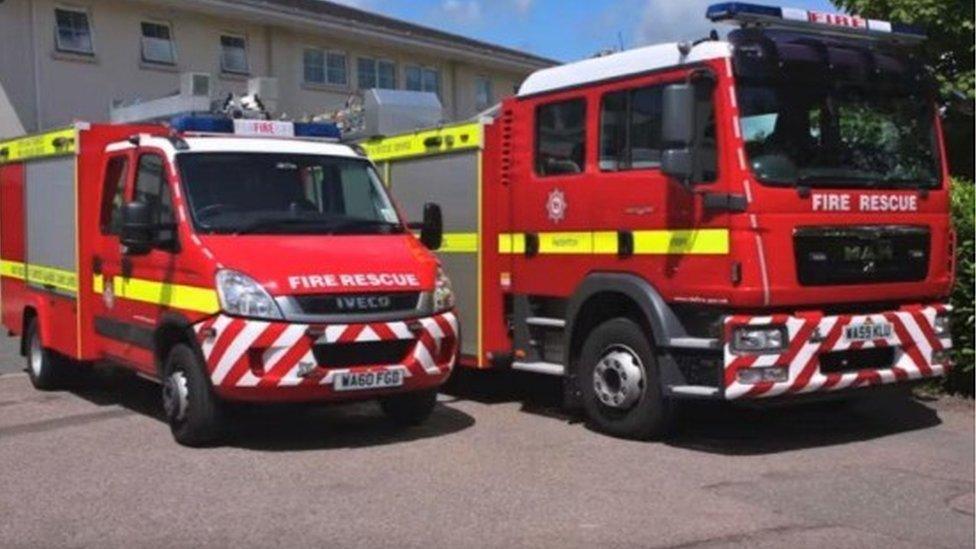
left=0, top=0, right=536, bottom=135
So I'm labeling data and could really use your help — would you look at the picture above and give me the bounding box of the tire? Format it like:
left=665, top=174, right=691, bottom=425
left=24, top=318, right=65, bottom=390
left=577, top=318, right=674, bottom=440
left=379, top=389, right=438, bottom=426
left=161, top=343, right=224, bottom=447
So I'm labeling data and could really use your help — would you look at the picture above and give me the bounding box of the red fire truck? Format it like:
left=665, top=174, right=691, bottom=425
left=0, top=117, right=459, bottom=445
left=364, top=3, right=955, bottom=439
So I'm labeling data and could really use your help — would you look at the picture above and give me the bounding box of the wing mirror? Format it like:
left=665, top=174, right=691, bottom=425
left=408, top=202, right=443, bottom=250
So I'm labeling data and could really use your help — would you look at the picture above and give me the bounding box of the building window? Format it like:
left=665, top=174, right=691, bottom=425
left=475, top=76, right=493, bottom=111
left=140, top=21, right=175, bottom=65
left=357, top=57, right=396, bottom=90
left=220, top=34, right=248, bottom=74
left=600, top=85, right=664, bottom=170
left=54, top=7, right=94, bottom=55
left=304, top=48, right=346, bottom=86
left=405, top=65, right=440, bottom=95
left=535, top=99, right=586, bottom=176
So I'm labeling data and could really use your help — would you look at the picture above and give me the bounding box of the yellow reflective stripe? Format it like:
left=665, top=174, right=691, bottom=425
left=439, top=232, right=479, bottom=253
left=497, top=229, right=729, bottom=255
left=0, top=259, right=26, bottom=280
left=539, top=232, right=592, bottom=254
left=26, top=264, right=77, bottom=292
left=633, top=229, right=729, bottom=255
left=0, top=127, right=76, bottom=164
left=92, top=273, right=104, bottom=294
left=94, top=276, right=220, bottom=314
left=362, top=122, right=482, bottom=162
left=498, top=233, right=526, bottom=254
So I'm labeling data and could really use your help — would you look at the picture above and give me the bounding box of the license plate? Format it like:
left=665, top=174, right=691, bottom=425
left=333, top=369, right=404, bottom=392
left=843, top=321, right=893, bottom=342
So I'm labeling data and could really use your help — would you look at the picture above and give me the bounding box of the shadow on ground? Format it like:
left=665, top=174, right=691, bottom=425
left=59, top=367, right=475, bottom=451
left=443, top=368, right=942, bottom=455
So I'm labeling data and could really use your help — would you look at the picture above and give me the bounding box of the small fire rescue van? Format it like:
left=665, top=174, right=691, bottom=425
left=363, top=3, right=955, bottom=439
left=0, top=116, right=459, bottom=445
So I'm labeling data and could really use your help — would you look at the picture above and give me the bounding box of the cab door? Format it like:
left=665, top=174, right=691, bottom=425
left=92, top=149, right=135, bottom=364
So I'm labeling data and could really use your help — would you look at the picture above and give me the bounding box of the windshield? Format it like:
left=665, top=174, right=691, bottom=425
left=732, top=32, right=941, bottom=189
left=177, top=153, right=403, bottom=235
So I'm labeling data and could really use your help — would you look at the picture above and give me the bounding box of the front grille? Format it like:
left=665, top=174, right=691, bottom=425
left=794, top=226, right=929, bottom=286
left=295, top=292, right=420, bottom=316
left=819, top=347, right=895, bottom=374
left=312, top=340, right=414, bottom=369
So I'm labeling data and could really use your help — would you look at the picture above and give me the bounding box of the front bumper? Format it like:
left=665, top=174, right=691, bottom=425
left=192, top=311, right=459, bottom=403
left=723, top=304, right=951, bottom=400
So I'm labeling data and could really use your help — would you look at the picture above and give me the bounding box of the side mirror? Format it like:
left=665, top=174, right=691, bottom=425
left=419, top=202, right=443, bottom=251
left=660, top=83, right=697, bottom=186
left=120, top=201, right=155, bottom=255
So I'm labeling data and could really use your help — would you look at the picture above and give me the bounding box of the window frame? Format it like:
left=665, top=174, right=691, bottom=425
left=356, top=56, right=397, bottom=90
left=598, top=83, right=666, bottom=172
left=474, top=75, right=494, bottom=111
left=99, top=154, right=130, bottom=236
left=139, top=19, right=176, bottom=66
left=219, top=32, right=249, bottom=75
left=133, top=152, right=178, bottom=247
left=405, top=64, right=441, bottom=96
left=302, top=46, right=348, bottom=87
left=54, top=6, right=95, bottom=56
left=533, top=97, right=588, bottom=178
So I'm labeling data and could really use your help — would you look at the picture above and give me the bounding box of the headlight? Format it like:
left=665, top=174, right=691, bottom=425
left=731, top=325, right=787, bottom=354
left=933, top=312, right=951, bottom=337
left=433, top=266, right=455, bottom=313
left=215, top=269, right=282, bottom=320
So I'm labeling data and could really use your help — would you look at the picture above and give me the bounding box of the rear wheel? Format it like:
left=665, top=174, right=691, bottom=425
left=24, top=318, right=65, bottom=390
left=162, top=344, right=224, bottom=447
left=578, top=318, right=673, bottom=440
left=379, top=389, right=438, bottom=426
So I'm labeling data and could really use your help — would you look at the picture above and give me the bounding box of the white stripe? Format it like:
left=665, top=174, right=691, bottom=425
left=261, top=324, right=307, bottom=373
left=388, top=321, right=413, bottom=339
left=278, top=350, right=316, bottom=386
left=322, top=325, right=348, bottom=344
left=356, top=326, right=380, bottom=342
left=210, top=321, right=269, bottom=385
left=747, top=316, right=773, bottom=325
left=728, top=86, right=737, bottom=109
left=236, top=370, right=261, bottom=387
left=421, top=317, right=444, bottom=339
left=200, top=316, right=232, bottom=359
left=413, top=342, right=440, bottom=374
left=899, top=313, right=934, bottom=369
left=737, top=148, right=747, bottom=171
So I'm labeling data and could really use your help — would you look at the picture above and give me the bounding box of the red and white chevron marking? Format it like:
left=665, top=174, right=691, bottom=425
left=724, top=305, right=951, bottom=400
left=193, top=312, right=458, bottom=389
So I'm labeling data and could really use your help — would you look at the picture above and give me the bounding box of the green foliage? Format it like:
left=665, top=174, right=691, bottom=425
left=832, top=0, right=974, bottom=178
left=946, top=178, right=974, bottom=395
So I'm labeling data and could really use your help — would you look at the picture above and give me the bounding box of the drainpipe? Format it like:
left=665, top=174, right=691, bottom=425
left=29, top=0, right=42, bottom=131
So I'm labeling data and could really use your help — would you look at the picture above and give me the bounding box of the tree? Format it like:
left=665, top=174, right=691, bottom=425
left=832, top=0, right=974, bottom=178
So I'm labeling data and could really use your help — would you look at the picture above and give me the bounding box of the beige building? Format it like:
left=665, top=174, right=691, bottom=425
left=0, top=0, right=555, bottom=136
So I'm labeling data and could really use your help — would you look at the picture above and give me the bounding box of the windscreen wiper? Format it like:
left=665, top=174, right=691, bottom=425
left=323, top=218, right=404, bottom=235
left=236, top=218, right=328, bottom=235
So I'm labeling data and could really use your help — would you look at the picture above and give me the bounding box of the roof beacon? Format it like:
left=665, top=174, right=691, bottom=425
left=705, top=2, right=926, bottom=43
left=169, top=115, right=340, bottom=139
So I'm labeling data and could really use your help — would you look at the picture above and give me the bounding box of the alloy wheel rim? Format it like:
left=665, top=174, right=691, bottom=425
left=592, top=345, right=645, bottom=410
left=162, top=370, right=190, bottom=423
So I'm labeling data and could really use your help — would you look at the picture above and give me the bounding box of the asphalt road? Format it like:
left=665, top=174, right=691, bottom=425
left=0, top=333, right=972, bottom=548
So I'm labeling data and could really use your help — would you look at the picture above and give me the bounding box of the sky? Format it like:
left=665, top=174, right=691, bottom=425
left=330, top=0, right=841, bottom=63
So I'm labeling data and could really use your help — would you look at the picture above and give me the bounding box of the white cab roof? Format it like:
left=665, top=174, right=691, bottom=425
left=179, top=137, right=360, bottom=158
left=517, top=41, right=732, bottom=97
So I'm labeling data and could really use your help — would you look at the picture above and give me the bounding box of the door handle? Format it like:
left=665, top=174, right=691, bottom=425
left=121, top=257, right=133, bottom=278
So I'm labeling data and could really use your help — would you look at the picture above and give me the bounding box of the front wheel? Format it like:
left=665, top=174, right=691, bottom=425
left=25, top=318, right=65, bottom=390
left=578, top=318, right=673, bottom=440
left=162, top=344, right=225, bottom=447
left=379, top=389, right=438, bottom=426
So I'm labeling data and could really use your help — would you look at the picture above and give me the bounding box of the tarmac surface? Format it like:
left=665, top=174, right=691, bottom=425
left=0, top=334, right=972, bottom=548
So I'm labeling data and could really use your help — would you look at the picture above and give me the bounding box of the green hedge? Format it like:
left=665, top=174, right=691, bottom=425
left=946, top=178, right=974, bottom=395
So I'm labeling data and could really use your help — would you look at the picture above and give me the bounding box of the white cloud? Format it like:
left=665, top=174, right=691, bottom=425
left=513, top=0, right=534, bottom=15
left=440, top=0, right=482, bottom=24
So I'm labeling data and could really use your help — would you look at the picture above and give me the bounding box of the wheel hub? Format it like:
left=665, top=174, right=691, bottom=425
left=162, top=371, right=190, bottom=423
left=592, top=346, right=645, bottom=410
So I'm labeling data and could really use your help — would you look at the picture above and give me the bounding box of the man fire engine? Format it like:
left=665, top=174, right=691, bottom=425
left=0, top=116, right=459, bottom=446
left=364, top=3, right=954, bottom=439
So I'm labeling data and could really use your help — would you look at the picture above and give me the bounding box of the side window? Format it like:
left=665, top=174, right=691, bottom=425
left=599, top=84, right=664, bottom=171
left=535, top=98, right=586, bottom=176
left=100, top=156, right=129, bottom=235
left=134, top=154, right=176, bottom=243
left=696, top=84, right=718, bottom=182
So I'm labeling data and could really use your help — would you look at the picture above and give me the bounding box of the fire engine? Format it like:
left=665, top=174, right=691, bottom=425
left=363, top=3, right=955, bottom=439
left=0, top=115, right=459, bottom=446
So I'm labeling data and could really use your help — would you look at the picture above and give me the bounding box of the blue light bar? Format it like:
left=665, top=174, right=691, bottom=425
left=706, top=2, right=926, bottom=42
left=170, top=115, right=233, bottom=134
left=168, top=115, right=339, bottom=139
